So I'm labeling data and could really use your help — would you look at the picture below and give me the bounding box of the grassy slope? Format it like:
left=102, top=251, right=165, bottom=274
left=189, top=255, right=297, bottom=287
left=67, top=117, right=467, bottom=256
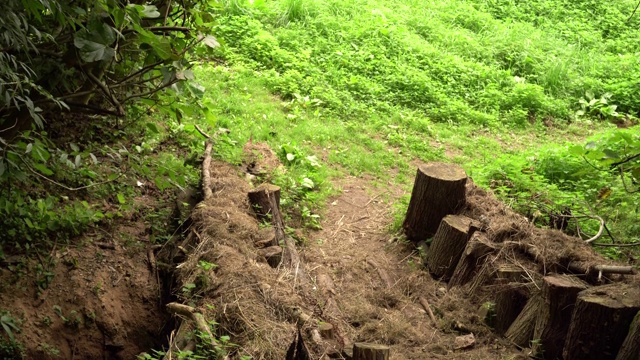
left=191, top=0, right=640, bottom=255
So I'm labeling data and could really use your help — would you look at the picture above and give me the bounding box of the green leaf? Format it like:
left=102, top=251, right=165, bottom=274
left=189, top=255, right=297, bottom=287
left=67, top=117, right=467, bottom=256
left=301, top=177, right=315, bottom=189
left=70, top=143, right=79, bottom=152
left=603, top=149, right=619, bottom=159
left=75, top=155, right=82, bottom=168
left=89, top=153, right=98, bottom=165
left=146, top=122, right=160, bottom=134
left=117, top=193, right=126, bottom=204
left=202, top=35, right=220, bottom=48
left=33, top=163, right=53, bottom=176
left=74, top=22, right=116, bottom=62
left=141, top=5, right=161, bottom=18
left=25, top=143, right=32, bottom=153
left=24, top=218, right=34, bottom=229
left=137, top=31, right=174, bottom=60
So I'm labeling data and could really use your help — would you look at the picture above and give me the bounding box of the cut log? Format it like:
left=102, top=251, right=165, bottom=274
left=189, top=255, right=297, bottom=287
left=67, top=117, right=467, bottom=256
left=616, top=310, right=640, bottom=360
left=563, top=283, right=640, bottom=360
left=449, top=233, right=496, bottom=288
left=353, top=343, right=390, bottom=360
left=533, top=275, right=588, bottom=360
left=505, top=293, right=543, bottom=348
left=319, top=322, right=334, bottom=340
left=402, top=163, right=467, bottom=241
left=427, top=215, right=474, bottom=280
left=494, top=265, right=528, bottom=335
left=248, top=184, right=283, bottom=247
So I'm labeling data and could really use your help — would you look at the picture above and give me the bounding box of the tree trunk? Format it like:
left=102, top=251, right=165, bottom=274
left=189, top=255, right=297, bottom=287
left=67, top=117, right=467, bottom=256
left=505, top=294, right=543, bottom=348
left=533, top=275, right=588, bottom=360
left=448, top=233, right=495, bottom=288
left=402, top=163, right=467, bottom=241
left=494, top=265, right=528, bottom=335
left=353, top=343, right=390, bottom=360
left=427, top=215, right=474, bottom=280
left=563, top=284, right=640, bottom=360
left=616, top=310, right=640, bottom=360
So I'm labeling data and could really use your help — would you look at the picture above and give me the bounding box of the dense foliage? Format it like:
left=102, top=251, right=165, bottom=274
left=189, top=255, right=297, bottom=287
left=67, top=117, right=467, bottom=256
left=0, top=0, right=218, bottom=251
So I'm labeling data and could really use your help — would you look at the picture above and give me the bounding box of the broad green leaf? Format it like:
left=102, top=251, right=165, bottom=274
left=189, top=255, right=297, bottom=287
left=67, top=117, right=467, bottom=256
left=146, top=122, right=160, bottom=134
left=603, top=149, right=619, bottom=159
left=74, top=22, right=116, bottom=62
left=585, top=141, right=597, bottom=150
left=75, top=154, right=82, bottom=168
left=117, top=193, right=126, bottom=204
left=24, top=218, right=34, bottom=228
left=202, top=35, right=220, bottom=48
left=25, top=143, right=32, bottom=153
left=70, top=143, right=79, bottom=152
left=141, top=5, right=160, bottom=18
left=33, top=163, right=53, bottom=176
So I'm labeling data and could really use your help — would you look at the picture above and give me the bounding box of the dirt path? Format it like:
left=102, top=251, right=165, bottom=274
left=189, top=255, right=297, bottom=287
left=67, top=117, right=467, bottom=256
left=301, top=176, right=521, bottom=359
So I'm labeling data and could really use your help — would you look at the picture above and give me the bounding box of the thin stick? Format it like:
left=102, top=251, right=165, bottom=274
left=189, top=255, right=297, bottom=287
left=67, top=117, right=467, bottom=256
left=419, top=297, right=439, bottom=327
left=202, top=140, right=213, bottom=201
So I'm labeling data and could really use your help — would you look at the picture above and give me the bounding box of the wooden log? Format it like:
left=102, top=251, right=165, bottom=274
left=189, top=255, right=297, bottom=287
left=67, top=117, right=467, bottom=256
left=353, top=343, right=390, bottom=360
left=563, top=283, right=640, bottom=360
left=402, top=163, right=467, bottom=241
left=449, top=233, right=495, bottom=288
left=505, top=294, right=543, bottom=347
left=533, top=275, right=588, bottom=360
left=494, top=265, right=528, bottom=335
left=616, top=310, right=640, bottom=360
left=248, top=184, right=283, bottom=247
left=427, top=215, right=474, bottom=280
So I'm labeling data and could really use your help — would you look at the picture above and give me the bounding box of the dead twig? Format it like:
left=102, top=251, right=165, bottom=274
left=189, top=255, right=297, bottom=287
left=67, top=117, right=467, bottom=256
left=419, top=297, right=439, bottom=327
left=166, top=302, right=219, bottom=348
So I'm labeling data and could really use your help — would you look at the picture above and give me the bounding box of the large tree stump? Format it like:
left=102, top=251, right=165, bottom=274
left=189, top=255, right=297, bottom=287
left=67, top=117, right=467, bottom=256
left=563, top=284, right=640, bottom=360
left=402, top=163, right=467, bottom=241
left=427, top=215, right=474, bottom=280
left=616, top=310, right=640, bottom=360
left=353, top=343, right=390, bottom=360
left=505, top=293, right=543, bottom=347
left=449, top=233, right=495, bottom=288
left=248, top=184, right=283, bottom=246
left=533, top=275, right=588, bottom=360
left=494, top=265, right=528, bottom=335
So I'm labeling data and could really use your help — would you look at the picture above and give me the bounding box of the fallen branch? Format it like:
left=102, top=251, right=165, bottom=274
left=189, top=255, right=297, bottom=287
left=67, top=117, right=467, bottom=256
left=166, top=302, right=218, bottom=348
left=202, top=140, right=213, bottom=201
left=419, top=297, right=439, bottom=327
left=568, top=262, right=636, bottom=276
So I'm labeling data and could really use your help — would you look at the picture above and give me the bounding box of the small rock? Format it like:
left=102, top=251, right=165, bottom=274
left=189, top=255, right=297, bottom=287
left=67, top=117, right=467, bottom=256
left=454, top=333, right=475, bottom=350
left=436, top=287, right=447, bottom=298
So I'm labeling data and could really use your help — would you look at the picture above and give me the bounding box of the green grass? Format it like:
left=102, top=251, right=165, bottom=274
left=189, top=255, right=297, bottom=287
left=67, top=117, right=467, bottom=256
left=190, top=0, right=640, bottom=256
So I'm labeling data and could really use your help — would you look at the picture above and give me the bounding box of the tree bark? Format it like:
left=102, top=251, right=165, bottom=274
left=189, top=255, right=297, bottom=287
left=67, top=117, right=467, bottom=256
left=448, top=233, right=495, bottom=288
left=505, top=294, right=543, bottom=348
left=427, top=215, right=474, bottom=280
left=402, top=163, right=467, bottom=241
left=353, top=343, right=390, bottom=360
left=616, top=310, right=640, bottom=360
left=533, top=275, right=588, bottom=360
left=494, top=265, right=528, bottom=335
left=563, top=284, right=640, bottom=360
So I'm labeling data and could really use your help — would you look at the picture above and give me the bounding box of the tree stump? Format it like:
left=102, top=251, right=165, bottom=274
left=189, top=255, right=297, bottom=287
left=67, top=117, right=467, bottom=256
left=505, top=293, right=543, bottom=347
left=533, top=275, right=588, bottom=360
left=353, top=343, right=390, bottom=360
left=449, top=233, right=495, bottom=288
left=494, top=265, right=528, bottom=335
left=616, top=310, right=640, bottom=360
left=248, top=184, right=284, bottom=245
left=563, top=283, right=640, bottom=360
left=427, top=215, right=474, bottom=280
left=319, top=323, right=334, bottom=340
left=402, top=163, right=467, bottom=241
